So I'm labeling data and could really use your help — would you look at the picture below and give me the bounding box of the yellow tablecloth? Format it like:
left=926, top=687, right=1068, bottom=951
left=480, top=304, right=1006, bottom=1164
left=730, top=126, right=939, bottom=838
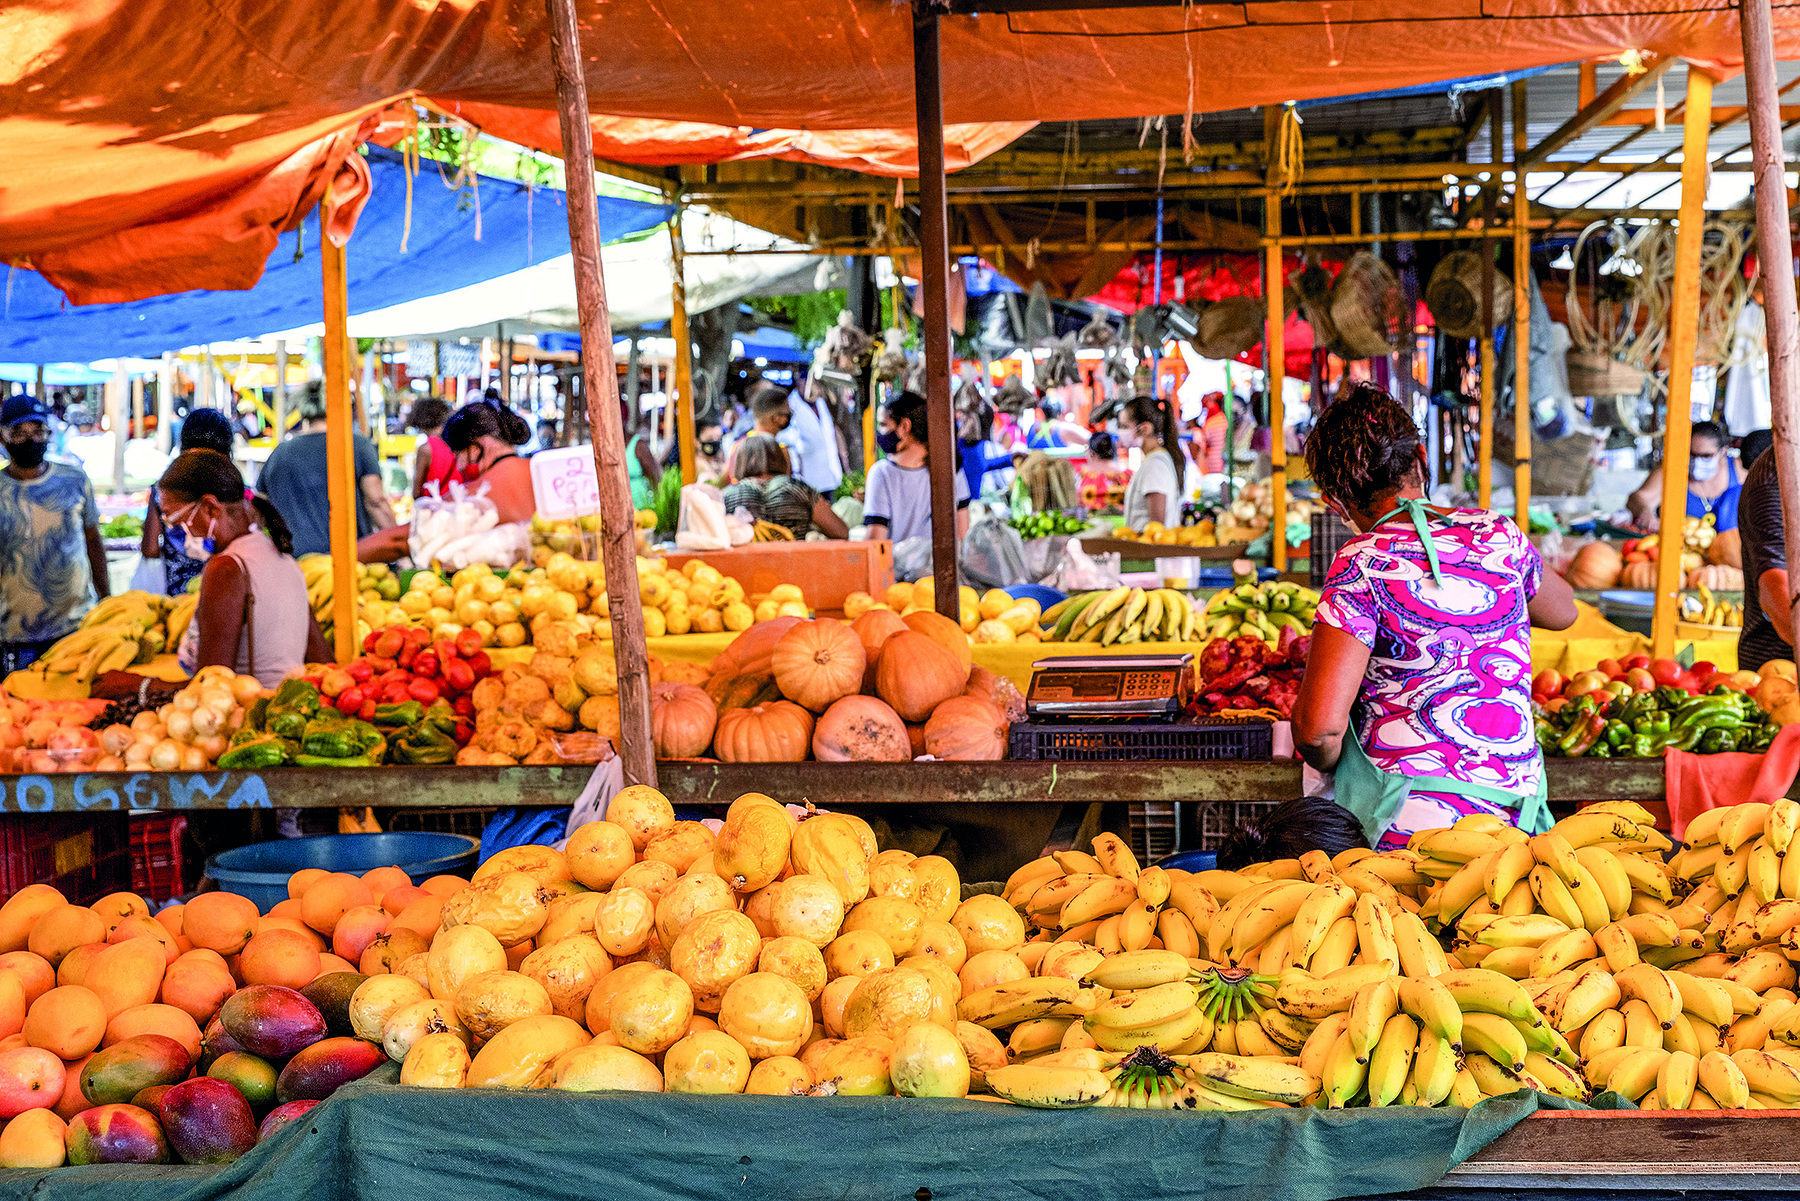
left=1529, top=600, right=1738, bottom=677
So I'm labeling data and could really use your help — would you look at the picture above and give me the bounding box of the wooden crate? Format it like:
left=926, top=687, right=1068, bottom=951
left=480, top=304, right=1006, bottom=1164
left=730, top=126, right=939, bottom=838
left=0, top=813, right=131, bottom=905
left=663, top=540, right=894, bottom=611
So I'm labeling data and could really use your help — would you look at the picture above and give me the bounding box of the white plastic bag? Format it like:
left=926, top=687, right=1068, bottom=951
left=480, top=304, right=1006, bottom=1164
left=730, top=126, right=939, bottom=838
left=1052, top=539, right=1120, bottom=593
left=409, top=479, right=527, bottom=569
left=676, top=484, right=734, bottom=551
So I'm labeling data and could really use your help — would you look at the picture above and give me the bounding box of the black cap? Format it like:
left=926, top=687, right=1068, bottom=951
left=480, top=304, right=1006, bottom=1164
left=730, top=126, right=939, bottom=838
left=1, top=395, right=50, bottom=428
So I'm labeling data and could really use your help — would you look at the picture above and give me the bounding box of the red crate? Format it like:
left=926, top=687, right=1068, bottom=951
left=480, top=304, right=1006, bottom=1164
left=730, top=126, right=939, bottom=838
left=130, top=813, right=189, bottom=903
left=0, top=813, right=131, bottom=906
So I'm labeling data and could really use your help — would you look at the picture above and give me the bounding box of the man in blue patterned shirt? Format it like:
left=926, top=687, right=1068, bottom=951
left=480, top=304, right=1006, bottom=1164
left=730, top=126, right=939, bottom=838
left=0, top=395, right=109, bottom=672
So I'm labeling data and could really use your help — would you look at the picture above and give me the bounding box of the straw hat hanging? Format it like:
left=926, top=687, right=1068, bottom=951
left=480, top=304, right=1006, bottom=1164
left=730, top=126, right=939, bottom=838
left=1327, top=251, right=1404, bottom=360
left=1424, top=250, right=1513, bottom=339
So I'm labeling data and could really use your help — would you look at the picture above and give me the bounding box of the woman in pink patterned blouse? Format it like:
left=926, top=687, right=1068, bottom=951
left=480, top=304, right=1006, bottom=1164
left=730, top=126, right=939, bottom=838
left=1291, top=385, right=1577, bottom=849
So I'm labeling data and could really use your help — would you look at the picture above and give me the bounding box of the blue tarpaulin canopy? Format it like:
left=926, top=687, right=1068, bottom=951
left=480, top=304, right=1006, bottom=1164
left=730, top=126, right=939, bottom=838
left=0, top=149, right=673, bottom=364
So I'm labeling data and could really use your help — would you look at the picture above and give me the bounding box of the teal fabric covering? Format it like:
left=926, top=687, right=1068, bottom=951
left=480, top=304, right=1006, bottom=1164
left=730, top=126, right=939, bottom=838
left=0, top=1067, right=1625, bottom=1201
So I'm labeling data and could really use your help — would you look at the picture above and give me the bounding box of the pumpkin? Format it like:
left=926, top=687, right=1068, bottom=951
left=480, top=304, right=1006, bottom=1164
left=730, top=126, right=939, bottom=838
left=851, top=609, right=908, bottom=693
left=651, top=684, right=717, bottom=759
left=964, top=665, right=1002, bottom=706
left=902, top=611, right=973, bottom=680
left=875, top=631, right=968, bottom=723
left=1564, top=541, right=1623, bottom=590
left=713, top=701, right=815, bottom=763
left=905, top=722, right=928, bottom=758
left=923, top=696, right=1008, bottom=761
left=705, top=616, right=804, bottom=709
left=1619, top=559, right=1658, bottom=591
left=771, top=620, right=866, bottom=712
left=1707, top=527, right=1743, bottom=569
left=813, top=696, right=911, bottom=762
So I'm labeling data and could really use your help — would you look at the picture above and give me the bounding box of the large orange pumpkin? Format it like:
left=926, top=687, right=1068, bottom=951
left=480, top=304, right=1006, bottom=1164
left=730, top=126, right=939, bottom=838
left=771, top=620, right=866, bottom=712
left=876, top=632, right=967, bottom=722
left=713, top=701, right=815, bottom=763
left=651, top=683, right=717, bottom=759
left=705, top=616, right=804, bottom=709
left=963, top=665, right=1003, bottom=706
left=813, top=696, right=911, bottom=762
left=902, top=611, right=973, bottom=679
left=923, top=696, right=1008, bottom=761
left=851, top=609, right=907, bottom=693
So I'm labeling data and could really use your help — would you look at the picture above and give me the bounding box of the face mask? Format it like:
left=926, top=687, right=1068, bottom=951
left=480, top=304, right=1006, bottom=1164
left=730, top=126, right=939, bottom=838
left=1114, top=426, right=1139, bottom=451
left=5, top=438, right=47, bottom=469
left=875, top=429, right=901, bottom=455
left=459, top=450, right=482, bottom=480
left=1691, top=455, right=1720, bottom=482
left=171, top=504, right=215, bottom=562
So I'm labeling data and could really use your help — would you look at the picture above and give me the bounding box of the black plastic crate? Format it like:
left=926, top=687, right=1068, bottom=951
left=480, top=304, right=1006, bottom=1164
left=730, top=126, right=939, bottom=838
left=1007, top=715, right=1273, bottom=761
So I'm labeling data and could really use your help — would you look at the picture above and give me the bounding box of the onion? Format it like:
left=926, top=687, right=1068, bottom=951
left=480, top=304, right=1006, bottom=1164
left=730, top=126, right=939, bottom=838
left=123, top=742, right=152, bottom=766
left=199, top=686, right=234, bottom=713
left=193, top=732, right=228, bottom=760
left=156, top=703, right=175, bottom=722
left=179, top=745, right=208, bottom=771
left=165, top=710, right=195, bottom=742
left=195, top=665, right=235, bottom=685
left=172, top=690, right=198, bottom=712
left=149, top=738, right=183, bottom=771
left=100, top=725, right=136, bottom=757
left=93, top=754, right=125, bottom=772
left=230, top=675, right=263, bottom=704
left=189, top=705, right=223, bottom=738
left=131, top=710, right=160, bottom=732
left=145, top=722, right=167, bottom=742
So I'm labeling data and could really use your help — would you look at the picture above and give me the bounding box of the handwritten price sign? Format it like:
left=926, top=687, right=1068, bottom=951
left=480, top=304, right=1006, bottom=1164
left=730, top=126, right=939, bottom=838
left=529, top=446, right=601, bottom=520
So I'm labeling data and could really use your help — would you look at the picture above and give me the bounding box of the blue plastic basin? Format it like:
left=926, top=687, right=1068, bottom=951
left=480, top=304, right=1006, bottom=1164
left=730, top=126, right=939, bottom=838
left=1155, top=849, right=1218, bottom=873
left=206, top=832, right=479, bottom=913
left=1005, top=583, right=1066, bottom=609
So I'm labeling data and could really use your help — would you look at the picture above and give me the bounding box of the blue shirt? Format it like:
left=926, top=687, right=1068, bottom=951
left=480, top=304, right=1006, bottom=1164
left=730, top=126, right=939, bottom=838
left=1686, top=458, right=1741, bottom=533
left=0, top=462, right=99, bottom=643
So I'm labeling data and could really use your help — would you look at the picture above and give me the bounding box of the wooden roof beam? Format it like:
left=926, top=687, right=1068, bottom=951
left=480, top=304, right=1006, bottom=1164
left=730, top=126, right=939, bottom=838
left=1521, top=54, right=1674, bottom=168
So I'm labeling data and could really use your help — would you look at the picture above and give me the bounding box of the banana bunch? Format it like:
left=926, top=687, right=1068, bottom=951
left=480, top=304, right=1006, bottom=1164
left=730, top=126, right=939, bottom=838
left=1039, top=587, right=1199, bottom=645
left=1680, top=586, right=1744, bottom=628
left=1201, top=580, right=1319, bottom=647
left=751, top=520, right=794, bottom=542
left=30, top=591, right=182, bottom=683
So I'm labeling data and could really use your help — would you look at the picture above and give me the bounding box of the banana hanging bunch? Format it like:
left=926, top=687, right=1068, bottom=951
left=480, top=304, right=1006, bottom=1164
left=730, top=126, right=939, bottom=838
left=1201, top=580, right=1320, bottom=647
left=1039, top=587, right=1199, bottom=645
left=29, top=591, right=182, bottom=684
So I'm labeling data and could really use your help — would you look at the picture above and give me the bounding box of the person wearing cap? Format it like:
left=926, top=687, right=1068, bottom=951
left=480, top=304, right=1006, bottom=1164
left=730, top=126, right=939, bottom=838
left=0, top=396, right=110, bottom=672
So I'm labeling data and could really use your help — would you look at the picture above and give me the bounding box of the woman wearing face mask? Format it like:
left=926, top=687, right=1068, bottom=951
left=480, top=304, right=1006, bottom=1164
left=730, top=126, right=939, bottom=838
left=94, top=449, right=328, bottom=702
left=693, top=420, right=728, bottom=484
left=1626, top=420, right=1742, bottom=533
left=1291, top=385, right=1577, bottom=850
left=1117, top=394, right=1185, bottom=531
left=864, top=390, right=970, bottom=546
left=141, top=407, right=236, bottom=596
left=441, top=397, right=536, bottom=525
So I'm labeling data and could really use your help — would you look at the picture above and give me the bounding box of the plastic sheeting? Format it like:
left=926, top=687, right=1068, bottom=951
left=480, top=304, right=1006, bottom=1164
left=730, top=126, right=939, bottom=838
left=0, top=150, right=672, bottom=363
left=4, top=1, right=1789, bottom=304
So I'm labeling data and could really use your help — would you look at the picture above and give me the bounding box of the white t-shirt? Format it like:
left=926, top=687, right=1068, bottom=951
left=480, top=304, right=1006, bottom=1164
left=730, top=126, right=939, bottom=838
left=1123, top=447, right=1180, bottom=530
left=784, top=393, right=844, bottom=494
left=864, top=458, right=969, bottom=545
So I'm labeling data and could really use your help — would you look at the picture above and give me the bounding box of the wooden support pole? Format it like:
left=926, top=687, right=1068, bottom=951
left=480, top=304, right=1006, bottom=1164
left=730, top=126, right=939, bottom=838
left=321, top=211, right=359, bottom=665
left=202, top=347, right=216, bottom=409
left=544, top=0, right=656, bottom=788
left=1740, top=0, right=1800, bottom=658
left=130, top=377, right=144, bottom=446
left=1263, top=108, right=1287, bottom=573
left=1512, top=80, right=1533, bottom=528
left=670, top=208, right=697, bottom=485
left=1522, top=55, right=1672, bottom=168
left=273, top=340, right=288, bottom=444
left=108, top=366, right=126, bottom=494
left=913, top=4, right=959, bottom=622
left=1478, top=94, right=1500, bottom=511
left=1651, top=67, right=1715, bottom=661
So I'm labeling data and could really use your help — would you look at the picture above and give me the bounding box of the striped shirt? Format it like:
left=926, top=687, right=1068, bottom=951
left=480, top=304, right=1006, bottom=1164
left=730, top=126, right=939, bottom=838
left=721, top=476, right=821, bottom=540
left=1738, top=450, right=1789, bottom=672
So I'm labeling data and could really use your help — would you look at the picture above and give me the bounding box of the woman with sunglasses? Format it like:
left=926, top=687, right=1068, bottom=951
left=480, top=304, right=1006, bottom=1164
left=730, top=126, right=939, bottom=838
left=95, top=449, right=329, bottom=704
left=1290, top=384, right=1576, bottom=851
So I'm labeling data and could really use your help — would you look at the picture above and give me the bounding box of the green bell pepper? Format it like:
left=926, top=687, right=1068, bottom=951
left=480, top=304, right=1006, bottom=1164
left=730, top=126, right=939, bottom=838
left=216, top=734, right=294, bottom=770
left=300, top=716, right=361, bottom=759
left=424, top=699, right=458, bottom=735
left=393, top=722, right=458, bottom=765
left=292, top=754, right=377, bottom=767
left=372, top=701, right=424, bottom=733
left=1604, top=720, right=1631, bottom=750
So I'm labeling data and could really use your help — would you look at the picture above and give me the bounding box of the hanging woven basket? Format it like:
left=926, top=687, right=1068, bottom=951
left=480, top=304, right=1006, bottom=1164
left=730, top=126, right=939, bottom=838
left=1291, top=258, right=1340, bottom=354
left=1327, top=251, right=1403, bottom=360
left=1425, top=250, right=1514, bottom=338
left=1566, top=349, right=1648, bottom=398
left=1189, top=296, right=1265, bottom=361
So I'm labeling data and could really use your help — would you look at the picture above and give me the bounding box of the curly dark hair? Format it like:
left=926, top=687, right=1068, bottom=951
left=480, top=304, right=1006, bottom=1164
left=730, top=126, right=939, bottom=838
left=1213, top=796, right=1370, bottom=872
left=1303, top=383, right=1424, bottom=512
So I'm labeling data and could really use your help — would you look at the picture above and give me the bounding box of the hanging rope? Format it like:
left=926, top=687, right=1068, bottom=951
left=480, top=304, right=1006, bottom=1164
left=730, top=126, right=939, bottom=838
left=1274, top=105, right=1304, bottom=196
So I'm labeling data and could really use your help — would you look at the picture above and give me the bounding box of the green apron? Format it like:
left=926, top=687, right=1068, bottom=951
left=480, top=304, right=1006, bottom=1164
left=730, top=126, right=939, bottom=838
left=1326, top=496, right=1553, bottom=846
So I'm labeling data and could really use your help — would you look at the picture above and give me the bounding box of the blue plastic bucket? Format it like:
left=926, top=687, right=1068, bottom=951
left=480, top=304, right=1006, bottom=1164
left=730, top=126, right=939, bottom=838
left=1155, top=848, right=1218, bottom=873
left=205, top=832, right=479, bottom=913
left=1004, top=583, right=1066, bottom=609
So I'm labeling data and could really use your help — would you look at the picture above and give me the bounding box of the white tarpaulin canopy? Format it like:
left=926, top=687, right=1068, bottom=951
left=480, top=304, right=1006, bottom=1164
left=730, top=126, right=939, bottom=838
left=265, top=209, right=821, bottom=342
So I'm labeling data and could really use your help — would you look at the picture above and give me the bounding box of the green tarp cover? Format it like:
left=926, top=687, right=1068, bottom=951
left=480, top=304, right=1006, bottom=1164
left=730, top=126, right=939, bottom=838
left=0, top=1066, right=1621, bottom=1201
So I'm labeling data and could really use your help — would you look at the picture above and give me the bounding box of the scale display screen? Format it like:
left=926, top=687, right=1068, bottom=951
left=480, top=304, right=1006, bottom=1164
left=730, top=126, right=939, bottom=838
left=1024, top=654, right=1192, bottom=718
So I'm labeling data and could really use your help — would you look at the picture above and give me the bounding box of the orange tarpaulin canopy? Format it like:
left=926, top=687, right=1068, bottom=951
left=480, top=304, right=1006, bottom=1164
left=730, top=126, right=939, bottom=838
left=3, top=1, right=1790, bottom=302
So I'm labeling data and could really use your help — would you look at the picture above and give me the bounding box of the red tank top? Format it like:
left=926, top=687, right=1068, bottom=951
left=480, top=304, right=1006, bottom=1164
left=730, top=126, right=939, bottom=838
left=421, top=433, right=461, bottom=492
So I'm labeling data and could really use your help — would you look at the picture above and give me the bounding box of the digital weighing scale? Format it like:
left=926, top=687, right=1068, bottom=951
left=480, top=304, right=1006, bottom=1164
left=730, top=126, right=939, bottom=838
left=1023, top=654, right=1193, bottom=720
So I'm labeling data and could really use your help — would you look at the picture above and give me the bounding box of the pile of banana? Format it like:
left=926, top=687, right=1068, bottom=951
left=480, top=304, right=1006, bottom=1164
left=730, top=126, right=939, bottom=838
left=1202, top=581, right=1319, bottom=645
left=1039, top=588, right=1200, bottom=645
left=297, top=555, right=378, bottom=645
left=1679, top=586, right=1744, bottom=628
left=26, top=591, right=196, bottom=684
left=963, top=802, right=1800, bottom=1111
left=751, top=520, right=795, bottom=542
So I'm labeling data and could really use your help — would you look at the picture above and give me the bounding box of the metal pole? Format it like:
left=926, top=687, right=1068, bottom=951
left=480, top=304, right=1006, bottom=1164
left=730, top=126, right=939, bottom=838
left=1263, top=106, right=1287, bottom=573
left=322, top=211, right=359, bottom=665
left=108, top=366, right=126, bottom=494
left=1512, top=80, right=1533, bottom=528
left=273, top=340, right=288, bottom=445
left=34, top=366, right=45, bottom=403
left=543, top=0, right=656, bottom=788
left=1651, top=68, right=1716, bottom=660
left=202, top=346, right=216, bottom=409
left=156, top=353, right=174, bottom=453
left=1477, top=90, right=1501, bottom=511
left=1741, top=0, right=1800, bottom=654
left=670, top=209, right=697, bottom=484
left=913, top=4, right=959, bottom=622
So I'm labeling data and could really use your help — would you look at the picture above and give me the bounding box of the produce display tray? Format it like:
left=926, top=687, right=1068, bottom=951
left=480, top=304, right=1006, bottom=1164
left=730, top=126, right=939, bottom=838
left=1006, top=714, right=1273, bottom=761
